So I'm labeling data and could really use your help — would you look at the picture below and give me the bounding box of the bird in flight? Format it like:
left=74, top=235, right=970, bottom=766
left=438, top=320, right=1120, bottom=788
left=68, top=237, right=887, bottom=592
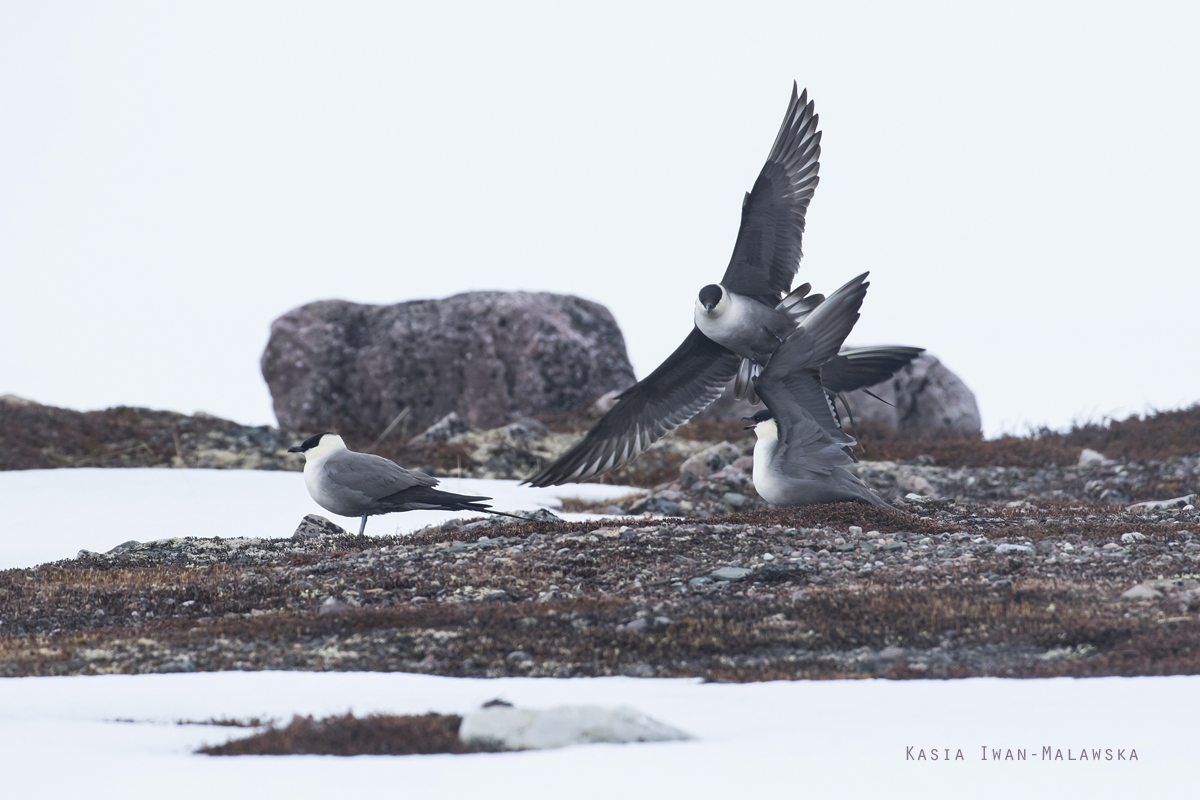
left=525, top=83, right=918, bottom=487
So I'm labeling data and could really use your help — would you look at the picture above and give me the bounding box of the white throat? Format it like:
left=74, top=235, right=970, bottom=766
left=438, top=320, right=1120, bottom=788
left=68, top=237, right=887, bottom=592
left=304, top=434, right=348, bottom=463
left=753, top=418, right=779, bottom=441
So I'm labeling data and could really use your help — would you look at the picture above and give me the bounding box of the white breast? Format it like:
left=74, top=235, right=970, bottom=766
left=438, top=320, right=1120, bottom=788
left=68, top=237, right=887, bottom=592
left=304, top=459, right=357, bottom=516
left=752, top=437, right=790, bottom=506
left=695, top=291, right=753, bottom=349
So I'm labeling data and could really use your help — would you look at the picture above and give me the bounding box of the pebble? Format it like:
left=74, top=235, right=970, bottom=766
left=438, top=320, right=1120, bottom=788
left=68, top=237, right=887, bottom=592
left=994, top=543, right=1034, bottom=554
left=615, top=618, right=649, bottom=633
left=1127, top=494, right=1199, bottom=512
left=1120, top=584, right=1162, bottom=601
left=318, top=597, right=350, bottom=615
left=1121, top=532, right=1146, bottom=543
left=711, top=566, right=752, bottom=582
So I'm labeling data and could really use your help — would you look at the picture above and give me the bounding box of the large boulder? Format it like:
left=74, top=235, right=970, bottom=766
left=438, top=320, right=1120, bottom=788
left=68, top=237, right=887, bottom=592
left=839, top=352, right=981, bottom=437
left=261, top=291, right=636, bottom=436
left=696, top=351, right=981, bottom=438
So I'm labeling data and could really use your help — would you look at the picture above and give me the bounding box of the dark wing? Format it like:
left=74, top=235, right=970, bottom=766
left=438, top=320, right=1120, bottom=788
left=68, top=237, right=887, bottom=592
left=524, top=328, right=740, bottom=487
left=755, top=344, right=855, bottom=481
left=756, top=272, right=870, bottom=446
left=821, top=346, right=925, bottom=394
left=720, top=82, right=821, bottom=302
left=375, top=484, right=494, bottom=514
left=757, top=331, right=855, bottom=452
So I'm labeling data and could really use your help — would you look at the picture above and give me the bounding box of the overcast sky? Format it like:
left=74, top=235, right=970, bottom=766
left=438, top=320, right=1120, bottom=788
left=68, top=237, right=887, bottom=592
left=3, top=1, right=1198, bottom=437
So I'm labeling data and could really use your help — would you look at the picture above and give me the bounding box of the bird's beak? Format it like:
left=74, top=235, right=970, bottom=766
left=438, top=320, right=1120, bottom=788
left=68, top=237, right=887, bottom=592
left=287, top=445, right=303, bottom=453
left=704, top=302, right=716, bottom=313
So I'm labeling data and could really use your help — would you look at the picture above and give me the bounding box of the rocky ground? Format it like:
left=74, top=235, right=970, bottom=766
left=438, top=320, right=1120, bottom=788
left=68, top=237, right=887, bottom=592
left=3, top=398, right=1199, bottom=682
left=2, top=491, right=1198, bottom=681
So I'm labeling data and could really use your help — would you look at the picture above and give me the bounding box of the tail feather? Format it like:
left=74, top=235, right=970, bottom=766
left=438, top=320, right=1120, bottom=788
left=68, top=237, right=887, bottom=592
left=377, top=484, right=494, bottom=513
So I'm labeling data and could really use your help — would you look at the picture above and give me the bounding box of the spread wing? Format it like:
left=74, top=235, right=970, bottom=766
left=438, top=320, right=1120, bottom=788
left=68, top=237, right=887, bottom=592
left=524, top=328, right=740, bottom=486
left=321, top=450, right=438, bottom=502
left=822, top=346, right=925, bottom=394
left=720, top=82, right=821, bottom=303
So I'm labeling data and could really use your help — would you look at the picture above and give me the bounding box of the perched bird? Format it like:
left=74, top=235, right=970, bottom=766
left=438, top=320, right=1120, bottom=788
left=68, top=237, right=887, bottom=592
left=746, top=272, right=890, bottom=508
left=288, top=432, right=521, bottom=535
left=525, top=83, right=919, bottom=487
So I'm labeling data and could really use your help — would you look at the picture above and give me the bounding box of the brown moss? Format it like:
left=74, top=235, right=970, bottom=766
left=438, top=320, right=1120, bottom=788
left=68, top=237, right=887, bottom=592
left=199, top=713, right=487, bottom=756
left=853, top=404, right=1200, bottom=468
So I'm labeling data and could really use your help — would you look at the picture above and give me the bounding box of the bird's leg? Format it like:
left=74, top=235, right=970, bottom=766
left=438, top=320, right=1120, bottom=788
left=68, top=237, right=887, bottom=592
left=358, top=515, right=368, bottom=536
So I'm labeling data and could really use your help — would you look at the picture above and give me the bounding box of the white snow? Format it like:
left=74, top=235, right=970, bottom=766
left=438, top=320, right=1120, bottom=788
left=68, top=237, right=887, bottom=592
left=2, top=470, right=1192, bottom=794
left=0, top=468, right=642, bottom=570
left=0, top=670, right=1192, bottom=798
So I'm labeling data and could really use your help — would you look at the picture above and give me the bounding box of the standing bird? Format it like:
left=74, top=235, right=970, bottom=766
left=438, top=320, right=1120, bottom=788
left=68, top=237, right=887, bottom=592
left=288, top=432, right=520, bottom=535
left=525, top=83, right=919, bottom=487
left=746, top=273, right=890, bottom=508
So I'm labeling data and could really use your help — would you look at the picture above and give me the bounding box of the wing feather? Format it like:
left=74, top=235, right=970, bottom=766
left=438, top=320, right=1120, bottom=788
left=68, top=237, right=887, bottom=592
left=721, top=82, right=822, bottom=301
left=524, top=329, right=740, bottom=486
left=821, top=346, right=925, bottom=394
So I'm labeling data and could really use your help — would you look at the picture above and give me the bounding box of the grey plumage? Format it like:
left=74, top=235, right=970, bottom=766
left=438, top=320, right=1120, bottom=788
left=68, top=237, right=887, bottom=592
left=749, top=273, right=891, bottom=509
left=525, top=83, right=822, bottom=488
left=524, top=83, right=920, bottom=489
left=289, top=432, right=501, bottom=535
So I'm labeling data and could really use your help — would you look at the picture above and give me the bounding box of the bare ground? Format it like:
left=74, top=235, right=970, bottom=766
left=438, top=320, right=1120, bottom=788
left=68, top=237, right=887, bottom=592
left=2, top=498, right=1198, bottom=682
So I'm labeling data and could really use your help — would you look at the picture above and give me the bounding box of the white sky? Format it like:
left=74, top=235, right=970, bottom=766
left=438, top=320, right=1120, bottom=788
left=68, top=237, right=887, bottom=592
left=2, top=1, right=1198, bottom=438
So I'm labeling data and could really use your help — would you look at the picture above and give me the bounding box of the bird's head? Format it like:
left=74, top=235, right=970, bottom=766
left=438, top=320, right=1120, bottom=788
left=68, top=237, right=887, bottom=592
left=741, top=409, right=778, bottom=439
left=287, top=431, right=346, bottom=461
left=695, top=283, right=727, bottom=317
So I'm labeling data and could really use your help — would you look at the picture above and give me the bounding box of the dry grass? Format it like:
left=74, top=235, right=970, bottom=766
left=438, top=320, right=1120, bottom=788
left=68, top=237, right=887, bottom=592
left=851, top=404, right=1200, bottom=468
left=199, top=713, right=489, bottom=756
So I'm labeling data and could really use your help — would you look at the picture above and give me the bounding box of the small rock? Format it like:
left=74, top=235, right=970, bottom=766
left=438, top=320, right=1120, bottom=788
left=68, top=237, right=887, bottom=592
left=409, top=411, right=471, bottom=444
left=901, top=475, right=936, bottom=497
left=711, top=566, right=752, bottom=582
left=688, top=577, right=714, bottom=588
left=1120, top=532, right=1146, bottom=544
left=722, top=492, right=748, bottom=510
left=616, top=618, right=649, bottom=633
left=1078, top=448, right=1107, bottom=468
left=995, top=543, right=1034, bottom=554
left=679, top=442, right=742, bottom=481
left=1121, top=583, right=1162, bottom=601
left=107, top=540, right=142, bottom=554
left=458, top=705, right=691, bottom=750
left=604, top=505, right=626, bottom=516
left=505, top=650, right=533, bottom=664
left=1127, top=494, right=1199, bottom=512
left=293, top=514, right=347, bottom=540
left=790, top=590, right=811, bottom=602
left=318, top=597, right=351, bottom=615
left=1099, top=488, right=1130, bottom=505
